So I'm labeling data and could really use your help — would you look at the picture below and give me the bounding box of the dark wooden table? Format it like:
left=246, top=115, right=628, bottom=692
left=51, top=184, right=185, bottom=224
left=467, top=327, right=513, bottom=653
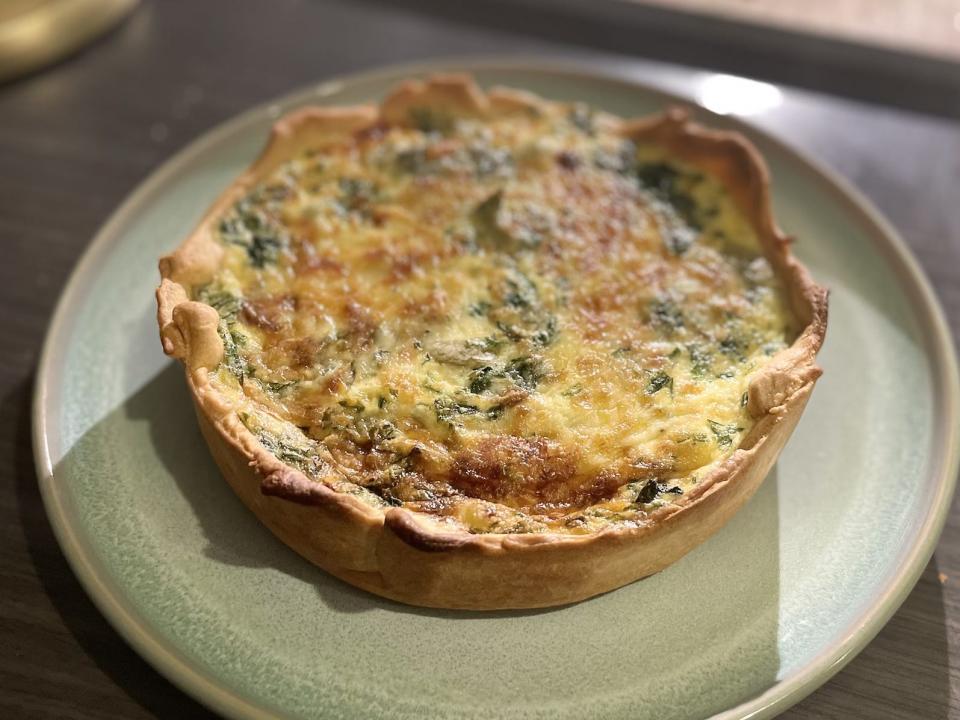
left=3, top=1, right=959, bottom=718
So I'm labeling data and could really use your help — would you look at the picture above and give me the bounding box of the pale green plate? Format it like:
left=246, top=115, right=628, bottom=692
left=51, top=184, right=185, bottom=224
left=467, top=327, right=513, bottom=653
left=34, top=58, right=960, bottom=720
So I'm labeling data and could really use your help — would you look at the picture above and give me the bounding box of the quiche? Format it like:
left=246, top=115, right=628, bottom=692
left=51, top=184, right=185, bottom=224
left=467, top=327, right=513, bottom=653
left=156, top=75, right=827, bottom=609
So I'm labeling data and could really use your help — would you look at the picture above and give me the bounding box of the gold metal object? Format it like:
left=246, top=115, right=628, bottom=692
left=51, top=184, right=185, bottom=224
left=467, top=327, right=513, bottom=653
left=0, top=0, right=137, bottom=83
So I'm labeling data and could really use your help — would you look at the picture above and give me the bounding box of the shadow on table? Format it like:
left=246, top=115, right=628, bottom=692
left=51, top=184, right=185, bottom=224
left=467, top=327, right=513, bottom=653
left=10, top=375, right=216, bottom=719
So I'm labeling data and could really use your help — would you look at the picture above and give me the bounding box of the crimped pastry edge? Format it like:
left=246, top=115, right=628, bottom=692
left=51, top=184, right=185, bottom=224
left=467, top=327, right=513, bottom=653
left=156, top=74, right=828, bottom=609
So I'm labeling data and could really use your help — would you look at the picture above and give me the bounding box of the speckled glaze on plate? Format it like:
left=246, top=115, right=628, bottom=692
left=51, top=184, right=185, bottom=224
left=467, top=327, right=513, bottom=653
left=33, top=59, right=960, bottom=720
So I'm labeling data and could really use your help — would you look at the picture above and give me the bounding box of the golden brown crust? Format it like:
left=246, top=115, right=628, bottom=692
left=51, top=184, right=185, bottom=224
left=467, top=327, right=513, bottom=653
left=156, top=74, right=827, bottom=609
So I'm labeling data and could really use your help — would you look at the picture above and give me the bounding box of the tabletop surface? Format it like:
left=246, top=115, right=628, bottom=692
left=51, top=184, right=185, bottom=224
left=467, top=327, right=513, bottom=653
left=3, top=1, right=960, bottom=718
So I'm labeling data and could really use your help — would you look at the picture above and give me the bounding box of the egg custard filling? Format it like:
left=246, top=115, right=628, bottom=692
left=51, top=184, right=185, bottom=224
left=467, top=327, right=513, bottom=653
left=193, top=101, right=794, bottom=535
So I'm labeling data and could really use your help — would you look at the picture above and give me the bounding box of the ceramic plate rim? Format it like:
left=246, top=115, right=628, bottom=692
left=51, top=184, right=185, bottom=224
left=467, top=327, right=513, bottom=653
left=32, top=55, right=960, bottom=720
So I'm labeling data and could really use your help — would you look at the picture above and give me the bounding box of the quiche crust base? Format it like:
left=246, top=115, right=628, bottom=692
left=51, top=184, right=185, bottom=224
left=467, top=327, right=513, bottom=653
left=156, top=75, right=827, bottom=609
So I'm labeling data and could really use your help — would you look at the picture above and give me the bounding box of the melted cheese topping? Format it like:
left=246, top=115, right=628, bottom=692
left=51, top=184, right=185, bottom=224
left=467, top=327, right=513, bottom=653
left=196, top=100, right=794, bottom=535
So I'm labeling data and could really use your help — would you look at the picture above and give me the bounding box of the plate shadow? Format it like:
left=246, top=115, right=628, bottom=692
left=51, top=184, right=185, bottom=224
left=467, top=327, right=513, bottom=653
left=11, top=375, right=216, bottom=719
left=121, top=362, right=608, bottom=618
left=98, top=361, right=788, bottom=714
left=20, top=356, right=955, bottom=720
